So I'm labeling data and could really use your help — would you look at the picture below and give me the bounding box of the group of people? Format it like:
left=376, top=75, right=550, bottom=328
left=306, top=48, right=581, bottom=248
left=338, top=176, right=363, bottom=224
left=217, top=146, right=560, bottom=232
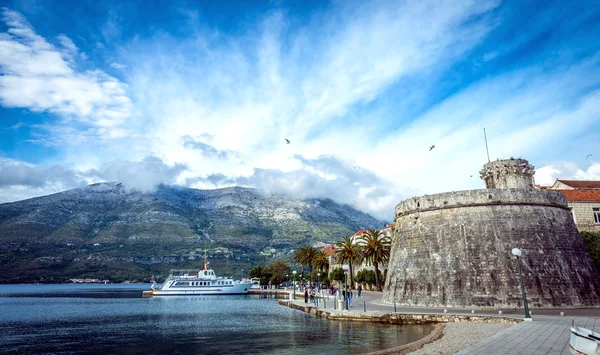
left=302, top=284, right=364, bottom=307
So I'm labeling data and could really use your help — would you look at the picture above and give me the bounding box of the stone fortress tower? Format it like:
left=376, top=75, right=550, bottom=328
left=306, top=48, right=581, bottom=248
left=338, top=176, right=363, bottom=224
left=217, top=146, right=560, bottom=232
left=382, top=158, right=600, bottom=308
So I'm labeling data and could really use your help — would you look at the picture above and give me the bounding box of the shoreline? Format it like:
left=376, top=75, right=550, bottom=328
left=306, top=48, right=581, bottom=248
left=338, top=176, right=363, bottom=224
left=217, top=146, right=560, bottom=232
left=278, top=299, right=518, bottom=354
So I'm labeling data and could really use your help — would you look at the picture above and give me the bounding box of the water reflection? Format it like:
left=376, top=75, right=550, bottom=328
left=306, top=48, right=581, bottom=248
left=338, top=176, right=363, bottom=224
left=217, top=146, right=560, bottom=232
left=0, top=285, right=433, bottom=355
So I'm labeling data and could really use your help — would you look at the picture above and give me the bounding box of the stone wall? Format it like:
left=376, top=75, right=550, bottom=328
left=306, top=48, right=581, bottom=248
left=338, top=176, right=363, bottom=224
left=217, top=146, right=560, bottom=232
left=569, top=201, right=600, bottom=233
left=383, top=188, right=600, bottom=308
left=278, top=300, right=518, bottom=324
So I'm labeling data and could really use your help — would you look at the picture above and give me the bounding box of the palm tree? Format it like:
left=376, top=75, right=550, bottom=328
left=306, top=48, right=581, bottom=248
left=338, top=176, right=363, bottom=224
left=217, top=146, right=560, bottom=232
left=293, top=247, right=308, bottom=275
left=335, top=235, right=360, bottom=289
left=294, top=246, right=318, bottom=281
left=313, top=250, right=329, bottom=272
left=359, top=229, right=392, bottom=292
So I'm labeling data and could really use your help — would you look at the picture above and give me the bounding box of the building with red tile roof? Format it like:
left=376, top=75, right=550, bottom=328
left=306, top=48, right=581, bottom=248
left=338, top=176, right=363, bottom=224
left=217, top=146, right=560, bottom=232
left=551, top=180, right=600, bottom=190
left=547, top=181, right=600, bottom=232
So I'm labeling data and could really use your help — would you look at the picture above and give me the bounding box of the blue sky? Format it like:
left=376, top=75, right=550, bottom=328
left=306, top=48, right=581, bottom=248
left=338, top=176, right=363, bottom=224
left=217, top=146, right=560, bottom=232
left=1, top=0, right=599, bottom=220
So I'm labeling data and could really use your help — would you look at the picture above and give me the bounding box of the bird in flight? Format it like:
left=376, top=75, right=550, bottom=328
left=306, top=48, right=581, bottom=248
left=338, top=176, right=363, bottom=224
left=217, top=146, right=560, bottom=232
left=586, top=154, right=593, bottom=160
left=429, top=145, right=435, bottom=151
left=285, top=139, right=290, bottom=144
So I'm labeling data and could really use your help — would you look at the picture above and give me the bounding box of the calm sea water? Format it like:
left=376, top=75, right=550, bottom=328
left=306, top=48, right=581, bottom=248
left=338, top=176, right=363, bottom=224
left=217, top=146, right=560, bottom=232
left=0, top=284, right=433, bottom=355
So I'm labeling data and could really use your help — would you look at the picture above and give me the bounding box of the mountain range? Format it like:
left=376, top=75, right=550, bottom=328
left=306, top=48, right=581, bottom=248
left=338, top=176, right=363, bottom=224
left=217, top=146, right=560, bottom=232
left=0, top=183, right=383, bottom=283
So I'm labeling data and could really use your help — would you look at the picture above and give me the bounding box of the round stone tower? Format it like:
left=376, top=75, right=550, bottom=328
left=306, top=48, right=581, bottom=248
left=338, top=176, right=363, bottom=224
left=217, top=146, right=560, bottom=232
left=382, top=158, right=600, bottom=308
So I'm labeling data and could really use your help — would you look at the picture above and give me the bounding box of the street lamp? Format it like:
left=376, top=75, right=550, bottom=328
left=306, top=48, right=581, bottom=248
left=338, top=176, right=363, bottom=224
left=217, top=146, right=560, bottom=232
left=292, top=270, right=297, bottom=300
left=342, top=265, right=349, bottom=310
left=512, top=248, right=532, bottom=320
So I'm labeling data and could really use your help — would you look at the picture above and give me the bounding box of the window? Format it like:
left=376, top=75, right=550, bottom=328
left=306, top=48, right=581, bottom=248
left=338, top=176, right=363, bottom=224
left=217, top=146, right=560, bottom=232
left=594, top=208, right=600, bottom=224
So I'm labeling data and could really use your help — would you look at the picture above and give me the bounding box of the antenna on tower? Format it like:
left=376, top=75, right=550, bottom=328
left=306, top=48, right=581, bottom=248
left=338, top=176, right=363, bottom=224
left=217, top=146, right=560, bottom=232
left=483, top=128, right=491, bottom=163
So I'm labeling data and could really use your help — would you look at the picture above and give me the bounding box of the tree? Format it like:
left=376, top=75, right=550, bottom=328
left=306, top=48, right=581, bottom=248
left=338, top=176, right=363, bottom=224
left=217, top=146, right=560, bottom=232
left=355, top=269, right=376, bottom=289
left=248, top=266, right=263, bottom=279
left=358, top=229, right=392, bottom=291
left=294, top=246, right=318, bottom=281
left=266, top=260, right=291, bottom=285
left=581, top=232, right=600, bottom=273
left=335, top=235, right=360, bottom=289
left=329, top=267, right=345, bottom=288
left=313, top=250, right=329, bottom=272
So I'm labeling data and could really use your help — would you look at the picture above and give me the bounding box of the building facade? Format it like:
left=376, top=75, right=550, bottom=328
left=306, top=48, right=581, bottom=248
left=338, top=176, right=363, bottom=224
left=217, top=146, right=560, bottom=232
left=548, top=180, right=600, bottom=233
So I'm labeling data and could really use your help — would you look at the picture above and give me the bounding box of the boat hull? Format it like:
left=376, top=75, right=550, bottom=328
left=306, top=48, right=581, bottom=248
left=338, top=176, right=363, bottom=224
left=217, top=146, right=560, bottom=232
left=570, top=326, right=600, bottom=355
left=152, top=282, right=252, bottom=296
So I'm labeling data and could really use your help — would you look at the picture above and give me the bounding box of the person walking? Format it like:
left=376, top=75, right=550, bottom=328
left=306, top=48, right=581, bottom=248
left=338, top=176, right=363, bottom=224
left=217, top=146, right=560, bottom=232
left=349, top=289, right=353, bottom=308
left=358, top=285, right=362, bottom=297
left=304, top=288, right=308, bottom=303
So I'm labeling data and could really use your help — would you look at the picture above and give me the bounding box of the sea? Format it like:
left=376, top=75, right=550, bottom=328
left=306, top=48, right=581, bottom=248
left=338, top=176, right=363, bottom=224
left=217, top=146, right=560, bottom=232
left=0, top=284, right=433, bottom=355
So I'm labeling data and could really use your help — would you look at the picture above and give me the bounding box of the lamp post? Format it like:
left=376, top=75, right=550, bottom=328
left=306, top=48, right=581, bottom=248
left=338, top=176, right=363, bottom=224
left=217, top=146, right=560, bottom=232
left=342, top=265, right=349, bottom=310
left=512, top=248, right=532, bottom=320
left=292, top=270, right=297, bottom=300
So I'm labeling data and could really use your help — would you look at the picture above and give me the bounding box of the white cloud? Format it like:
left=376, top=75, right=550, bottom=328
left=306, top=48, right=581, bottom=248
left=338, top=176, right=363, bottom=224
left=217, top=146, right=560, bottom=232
left=0, top=157, right=88, bottom=201
left=0, top=9, right=132, bottom=135
left=536, top=161, right=600, bottom=186
left=88, top=156, right=188, bottom=192
left=1, top=3, right=600, bottom=223
left=0, top=156, right=188, bottom=203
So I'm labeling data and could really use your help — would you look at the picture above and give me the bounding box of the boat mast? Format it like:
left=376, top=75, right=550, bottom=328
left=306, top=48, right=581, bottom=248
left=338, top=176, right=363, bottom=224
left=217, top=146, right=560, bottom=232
left=204, top=249, right=208, bottom=270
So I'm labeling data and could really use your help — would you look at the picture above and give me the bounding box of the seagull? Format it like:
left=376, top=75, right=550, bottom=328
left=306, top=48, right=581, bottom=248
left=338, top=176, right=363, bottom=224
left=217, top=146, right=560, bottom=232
left=470, top=175, right=473, bottom=177
left=429, top=145, right=435, bottom=151
left=285, top=139, right=290, bottom=144
left=586, top=154, right=593, bottom=160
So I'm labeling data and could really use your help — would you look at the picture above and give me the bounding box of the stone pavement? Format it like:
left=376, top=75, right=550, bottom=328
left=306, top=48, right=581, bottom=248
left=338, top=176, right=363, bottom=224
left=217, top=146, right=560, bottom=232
left=277, top=288, right=600, bottom=354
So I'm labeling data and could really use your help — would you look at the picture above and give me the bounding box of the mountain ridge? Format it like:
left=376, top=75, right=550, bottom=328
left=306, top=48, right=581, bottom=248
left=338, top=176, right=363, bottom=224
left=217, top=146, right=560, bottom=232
left=0, top=183, right=383, bottom=282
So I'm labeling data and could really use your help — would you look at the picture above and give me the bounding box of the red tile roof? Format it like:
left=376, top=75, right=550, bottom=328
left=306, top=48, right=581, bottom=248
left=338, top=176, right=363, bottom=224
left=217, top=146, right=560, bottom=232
left=555, top=189, right=600, bottom=202
left=353, top=229, right=368, bottom=236
left=321, top=244, right=337, bottom=256
left=556, top=180, right=600, bottom=189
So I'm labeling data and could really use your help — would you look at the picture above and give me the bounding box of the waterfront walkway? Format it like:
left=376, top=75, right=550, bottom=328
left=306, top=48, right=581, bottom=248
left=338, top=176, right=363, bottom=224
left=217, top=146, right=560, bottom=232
left=270, top=288, right=600, bottom=354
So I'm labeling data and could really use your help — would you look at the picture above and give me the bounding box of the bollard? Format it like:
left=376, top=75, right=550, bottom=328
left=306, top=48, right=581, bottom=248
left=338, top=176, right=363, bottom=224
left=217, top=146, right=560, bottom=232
left=471, top=310, right=475, bottom=314
left=529, top=311, right=533, bottom=315
left=394, top=302, right=397, bottom=313
left=334, top=297, right=337, bottom=310
left=324, top=299, right=326, bottom=308
left=498, top=310, right=503, bottom=315
left=443, top=308, right=447, bottom=313
left=364, top=301, right=366, bottom=312
left=560, top=311, right=565, bottom=316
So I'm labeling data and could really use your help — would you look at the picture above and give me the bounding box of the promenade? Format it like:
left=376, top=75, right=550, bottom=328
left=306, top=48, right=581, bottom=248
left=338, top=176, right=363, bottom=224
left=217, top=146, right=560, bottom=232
left=273, top=288, right=600, bottom=354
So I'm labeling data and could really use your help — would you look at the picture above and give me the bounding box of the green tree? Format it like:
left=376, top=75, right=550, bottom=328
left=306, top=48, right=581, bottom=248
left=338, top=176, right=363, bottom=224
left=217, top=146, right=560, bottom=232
left=294, top=246, right=318, bottom=281
left=355, top=269, right=376, bottom=289
left=313, top=250, right=330, bottom=272
left=266, top=260, right=291, bottom=285
left=248, top=266, right=263, bottom=279
left=335, top=235, right=360, bottom=289
left=358, top=229, right=391, bottom=291
left=581, top=232, right=600, bottom=273
left=329, top=267, right=345, bottom=288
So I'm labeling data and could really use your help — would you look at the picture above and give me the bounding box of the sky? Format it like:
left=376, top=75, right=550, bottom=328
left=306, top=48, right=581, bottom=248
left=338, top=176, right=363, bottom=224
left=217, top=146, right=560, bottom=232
left=1, top=0, right=599, bottom=221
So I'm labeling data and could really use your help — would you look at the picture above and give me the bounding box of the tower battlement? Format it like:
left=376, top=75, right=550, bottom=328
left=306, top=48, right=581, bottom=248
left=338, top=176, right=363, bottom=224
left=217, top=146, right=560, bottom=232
left=480, top=158, right=535, bottom=189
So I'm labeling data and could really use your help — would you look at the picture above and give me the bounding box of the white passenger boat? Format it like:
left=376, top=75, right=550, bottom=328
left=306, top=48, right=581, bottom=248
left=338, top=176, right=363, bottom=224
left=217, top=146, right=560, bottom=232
left=151, top=254, right=252, bottom=296
left=569, top=322, right=600, bottom=355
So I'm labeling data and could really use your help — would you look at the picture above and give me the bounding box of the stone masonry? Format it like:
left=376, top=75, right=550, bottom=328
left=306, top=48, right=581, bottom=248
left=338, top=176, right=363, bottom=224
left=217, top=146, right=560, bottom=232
left=382, top=158, right=600, bottom=308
